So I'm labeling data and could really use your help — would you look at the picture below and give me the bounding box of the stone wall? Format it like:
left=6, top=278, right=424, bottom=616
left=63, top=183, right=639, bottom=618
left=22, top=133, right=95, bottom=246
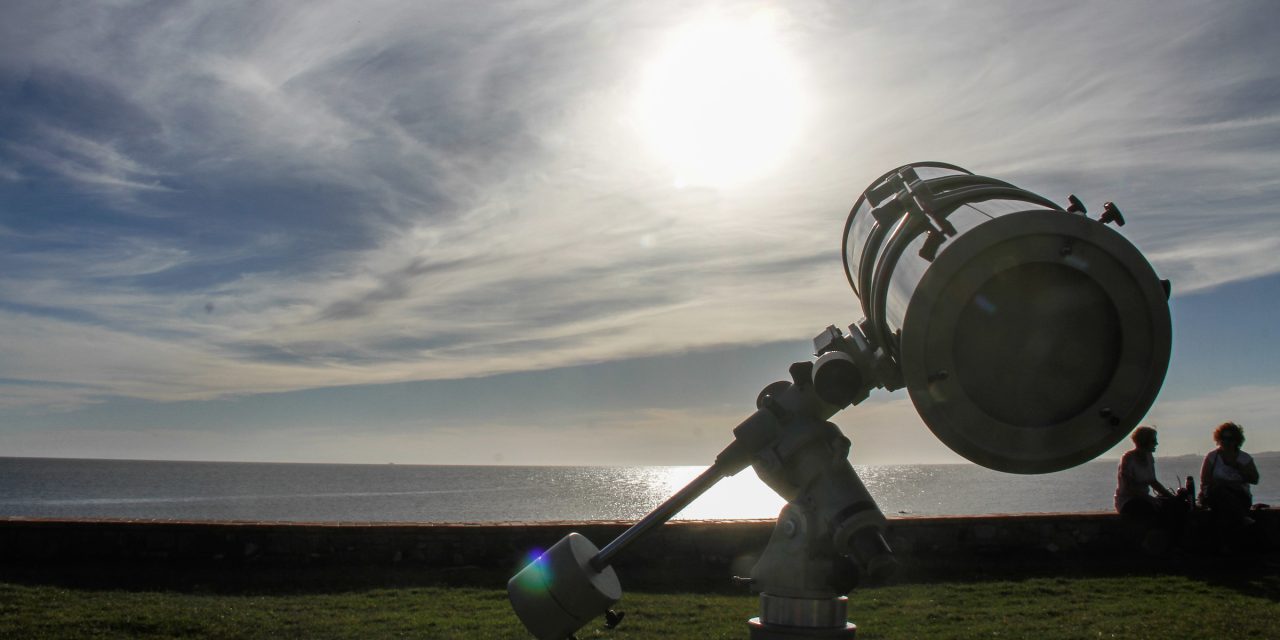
left=1, top=511, right=1274, bottom=586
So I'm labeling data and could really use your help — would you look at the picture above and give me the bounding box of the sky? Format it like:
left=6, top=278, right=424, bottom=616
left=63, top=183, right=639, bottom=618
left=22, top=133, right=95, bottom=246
left=1, top=1, right=1278, bottom=468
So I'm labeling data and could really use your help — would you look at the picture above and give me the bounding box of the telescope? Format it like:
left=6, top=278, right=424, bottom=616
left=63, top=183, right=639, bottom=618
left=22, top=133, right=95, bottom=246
left=508, top=162, right=1172, bottom=639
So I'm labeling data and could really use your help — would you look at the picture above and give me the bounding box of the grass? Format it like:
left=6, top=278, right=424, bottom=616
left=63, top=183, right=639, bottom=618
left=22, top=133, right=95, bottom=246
left=0, top=566, right=1276, bottom=639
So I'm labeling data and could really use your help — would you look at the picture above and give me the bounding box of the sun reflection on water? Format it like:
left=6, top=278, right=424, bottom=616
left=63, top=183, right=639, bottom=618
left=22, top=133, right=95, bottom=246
left=620, top=465, right=945, bottom=520
left=558, top=459, right=1217, bottom=522
left=656, top=466, right=785, bottom=520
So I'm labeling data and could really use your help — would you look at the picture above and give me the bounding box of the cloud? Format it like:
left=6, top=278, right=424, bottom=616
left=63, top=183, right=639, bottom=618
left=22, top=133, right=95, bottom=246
left=0, top=0, right=1278, bottom=414
left=1140, top=383, right=1280, bottom=457
left=6, top=127, right=172, bottom=196
left=1145, top=229, right=1280, bottom=295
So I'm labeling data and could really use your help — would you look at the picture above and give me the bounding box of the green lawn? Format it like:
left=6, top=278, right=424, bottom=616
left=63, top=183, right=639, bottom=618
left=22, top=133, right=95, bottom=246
left=1, top=568, right=1277, bottom=639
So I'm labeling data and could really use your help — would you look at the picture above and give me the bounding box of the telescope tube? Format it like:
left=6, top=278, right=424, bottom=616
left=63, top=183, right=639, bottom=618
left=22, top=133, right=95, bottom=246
left=842, top=163, right=1171, bottom=473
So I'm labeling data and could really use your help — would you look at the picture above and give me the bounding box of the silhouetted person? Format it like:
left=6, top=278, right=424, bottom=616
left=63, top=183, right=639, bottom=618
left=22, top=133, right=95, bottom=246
left=1199, top=422, right=1259, bottom=532
left=1115, top=425, right=1174, bottom=519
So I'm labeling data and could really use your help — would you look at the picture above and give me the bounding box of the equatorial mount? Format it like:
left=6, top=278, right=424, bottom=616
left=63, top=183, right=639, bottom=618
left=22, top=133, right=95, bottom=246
left=508, top=162, right=1173, bottom=639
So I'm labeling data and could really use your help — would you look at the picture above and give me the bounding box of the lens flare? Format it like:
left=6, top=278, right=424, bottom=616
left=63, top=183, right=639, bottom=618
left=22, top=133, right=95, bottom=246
left=511, top=547, right=551, bottom=597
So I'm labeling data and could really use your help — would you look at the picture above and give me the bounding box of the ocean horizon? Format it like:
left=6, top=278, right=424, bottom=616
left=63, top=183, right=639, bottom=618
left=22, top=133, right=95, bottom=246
left=2, top=454, right=1276, bottom=523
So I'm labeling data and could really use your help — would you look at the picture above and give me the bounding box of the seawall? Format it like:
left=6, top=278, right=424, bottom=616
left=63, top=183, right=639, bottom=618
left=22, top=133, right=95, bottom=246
left=1, top=512, right=1275, bottom=586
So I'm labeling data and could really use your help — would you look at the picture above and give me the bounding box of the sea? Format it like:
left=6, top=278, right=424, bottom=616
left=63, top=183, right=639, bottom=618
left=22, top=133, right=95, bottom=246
left=1, top=455, right=1276, bottom=523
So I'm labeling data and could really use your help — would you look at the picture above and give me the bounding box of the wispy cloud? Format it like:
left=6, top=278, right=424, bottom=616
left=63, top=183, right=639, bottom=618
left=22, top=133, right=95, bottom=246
left=6, top=127, right=172, bottom=195
left=1, top=0, right=1277, bottom=414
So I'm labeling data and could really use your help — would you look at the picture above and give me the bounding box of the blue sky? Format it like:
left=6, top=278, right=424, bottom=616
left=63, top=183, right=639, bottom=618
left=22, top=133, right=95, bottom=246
left=1, top=1, right=1278, bottom=466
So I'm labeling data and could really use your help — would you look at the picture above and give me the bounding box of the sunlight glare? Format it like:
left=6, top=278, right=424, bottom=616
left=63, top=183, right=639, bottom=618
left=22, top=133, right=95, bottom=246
left=635, top=11, right=807, bottom=188
left=662, top=466, right=785, bottom=520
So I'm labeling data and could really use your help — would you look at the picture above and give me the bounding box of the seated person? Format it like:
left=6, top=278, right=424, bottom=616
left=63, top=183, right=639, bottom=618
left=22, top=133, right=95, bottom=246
left=1199, top=421, right=1260, bottom=527
left=1115, top=425, right=1173, bottom=518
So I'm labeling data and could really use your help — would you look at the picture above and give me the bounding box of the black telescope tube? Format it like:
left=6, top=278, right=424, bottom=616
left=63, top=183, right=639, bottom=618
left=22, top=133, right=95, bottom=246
left=588, top=464, right=726, bottom=571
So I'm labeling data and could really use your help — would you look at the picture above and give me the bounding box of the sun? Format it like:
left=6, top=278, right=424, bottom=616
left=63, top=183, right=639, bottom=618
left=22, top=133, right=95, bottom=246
left=635, top=11, right=807, bottom=188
